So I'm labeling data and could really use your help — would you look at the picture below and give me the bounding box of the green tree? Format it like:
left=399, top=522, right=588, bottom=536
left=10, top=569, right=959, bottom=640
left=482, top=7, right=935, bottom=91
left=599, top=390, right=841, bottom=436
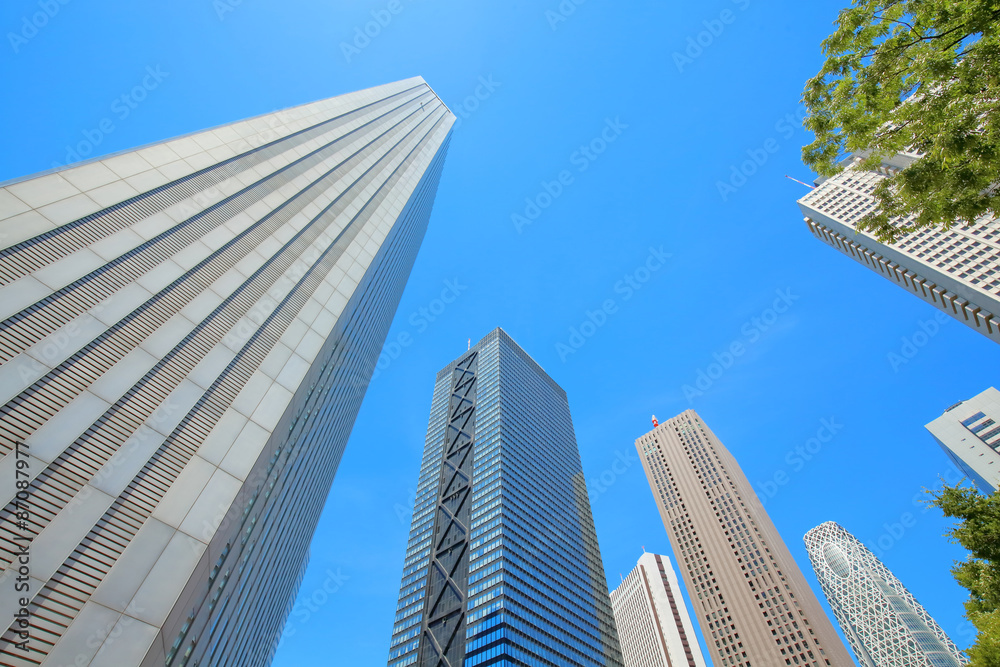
left=802, top=1, right=1000, bottom=243
left=931, top=483, right=1000, bottom=665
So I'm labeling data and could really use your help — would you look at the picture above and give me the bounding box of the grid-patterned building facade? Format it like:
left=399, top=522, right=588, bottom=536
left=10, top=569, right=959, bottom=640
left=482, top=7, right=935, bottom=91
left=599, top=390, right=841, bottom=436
left=609, top=552, right=707, bottom=667
left=636, top=411, right=854, bottom=667
left=0, top=77, right=454, bottom=667
left=926, top=386, right=1000, bottom=495
left=387, top=328, right=623, bottom=667
left=804, top=521, right=966, bottom=667
left=797, top=154, right=1000, bottom=344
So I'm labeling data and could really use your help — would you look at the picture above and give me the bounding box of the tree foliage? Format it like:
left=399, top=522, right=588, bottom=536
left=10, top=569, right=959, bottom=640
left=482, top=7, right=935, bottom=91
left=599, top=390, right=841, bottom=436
left=803, top=0, right=1000, bottom=242
left=931, top=483, right=1000, bottom=665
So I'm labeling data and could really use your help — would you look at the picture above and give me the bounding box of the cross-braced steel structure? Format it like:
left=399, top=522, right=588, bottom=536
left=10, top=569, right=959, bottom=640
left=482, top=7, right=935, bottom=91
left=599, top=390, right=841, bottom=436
left=419, top=351, right=477, bottom=665
left=386, top=328, right=623, bottom=667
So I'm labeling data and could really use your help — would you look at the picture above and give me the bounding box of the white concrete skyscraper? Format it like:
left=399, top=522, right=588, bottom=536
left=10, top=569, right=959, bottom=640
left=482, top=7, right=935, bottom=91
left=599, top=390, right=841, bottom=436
left=0, top=77, right=454, bottom=666
left=610, top=551, right=707, bottom=667
left=925, top=386, right=1000, bottom=494
left=804, top=521, right=966, bottom=667
left=797, top=153, right=1000, bottom=344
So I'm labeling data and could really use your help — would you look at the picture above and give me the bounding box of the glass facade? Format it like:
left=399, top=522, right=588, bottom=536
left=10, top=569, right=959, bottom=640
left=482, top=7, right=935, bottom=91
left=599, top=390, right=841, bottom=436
left=388, top=328, right=623, bottom=667
left=0, top=78, right=454, bottom=667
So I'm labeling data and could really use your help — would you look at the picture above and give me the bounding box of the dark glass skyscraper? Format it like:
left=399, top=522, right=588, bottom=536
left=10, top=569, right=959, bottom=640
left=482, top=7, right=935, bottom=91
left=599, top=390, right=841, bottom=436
left=387, top=328, right=623, bottom=666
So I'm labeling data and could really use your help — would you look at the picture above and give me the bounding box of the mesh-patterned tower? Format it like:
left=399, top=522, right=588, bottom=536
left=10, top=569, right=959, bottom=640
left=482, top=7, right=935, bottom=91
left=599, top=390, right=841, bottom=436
left=610, top=551, right=707, bottom=667
left=803, top=521, right=966, bottom=667
left=0, top=78, right=454, bottom=667
left=636, top=411, right=854, bottom=667
left=386, top=328, right=623, bottom=667
left=797, top=153, right=1000, bottom=344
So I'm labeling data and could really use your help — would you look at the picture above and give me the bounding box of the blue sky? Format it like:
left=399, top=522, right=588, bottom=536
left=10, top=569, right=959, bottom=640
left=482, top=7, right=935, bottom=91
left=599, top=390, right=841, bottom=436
left=2, top=0, right=997, bottom=664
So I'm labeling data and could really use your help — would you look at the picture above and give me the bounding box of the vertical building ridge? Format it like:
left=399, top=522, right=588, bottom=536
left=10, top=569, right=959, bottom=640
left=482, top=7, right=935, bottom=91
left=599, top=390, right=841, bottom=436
left=0, top=78, right=455, bottom=667
left=610, top=551, right=708, bottom=667
left=636, top=410, right=854, bottom=667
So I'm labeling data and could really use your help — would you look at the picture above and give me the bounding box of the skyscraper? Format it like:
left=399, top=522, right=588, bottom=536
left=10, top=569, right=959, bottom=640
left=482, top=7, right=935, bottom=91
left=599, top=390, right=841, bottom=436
left=609, top=551, right=707, bottom=667
left=386, top=328, right=623, bottom=667
left=804, top=521, right=966, bottom=667
left=636, top=411, right=854, bottom=667
left=797, top=154, right=1000, bottom=344
left=0, top=77, right=454, bottom=667
left=926, top=386, right=1000, bottom=495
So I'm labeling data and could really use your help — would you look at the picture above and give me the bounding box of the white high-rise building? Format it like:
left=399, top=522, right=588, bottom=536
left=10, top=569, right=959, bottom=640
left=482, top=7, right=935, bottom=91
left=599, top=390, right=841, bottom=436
left=804, top=521, right=966, bottom=667
left=926, top=387, right=1000, bottom=494
left=797, top=154, right=1000, bottom=344
left=0, top=77, right=454, bottom=667
left=610, top=552, right=707, bottom=667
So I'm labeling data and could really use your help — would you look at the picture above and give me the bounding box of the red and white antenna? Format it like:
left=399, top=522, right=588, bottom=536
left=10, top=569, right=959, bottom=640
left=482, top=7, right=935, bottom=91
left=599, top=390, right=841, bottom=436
left=785, top=174, right=815, bottom=190
left=652, top=415, right=659, bottom=428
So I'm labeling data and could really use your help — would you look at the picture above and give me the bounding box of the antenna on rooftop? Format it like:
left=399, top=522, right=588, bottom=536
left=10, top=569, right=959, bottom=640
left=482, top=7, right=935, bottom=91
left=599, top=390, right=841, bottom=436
left=785, top=175, right=815, bottom=190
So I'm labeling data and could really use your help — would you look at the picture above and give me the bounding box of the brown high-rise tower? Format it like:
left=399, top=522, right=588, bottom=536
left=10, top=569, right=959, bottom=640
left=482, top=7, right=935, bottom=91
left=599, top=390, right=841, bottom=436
left=636, top=410, right=853, bottom=667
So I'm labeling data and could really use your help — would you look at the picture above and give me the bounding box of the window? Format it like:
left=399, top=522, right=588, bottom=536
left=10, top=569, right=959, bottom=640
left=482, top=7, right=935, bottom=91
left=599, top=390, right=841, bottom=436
left=962, top=412, right=986, bottom=426
left=971, top=419, right=995, bottom=434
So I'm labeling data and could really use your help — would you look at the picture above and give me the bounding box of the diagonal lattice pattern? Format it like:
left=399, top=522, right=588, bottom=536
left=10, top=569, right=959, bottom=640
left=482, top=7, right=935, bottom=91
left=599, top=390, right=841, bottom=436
left=418, top=351, right=477, bottom=667
left=804, top=521, right=967, bottom=667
